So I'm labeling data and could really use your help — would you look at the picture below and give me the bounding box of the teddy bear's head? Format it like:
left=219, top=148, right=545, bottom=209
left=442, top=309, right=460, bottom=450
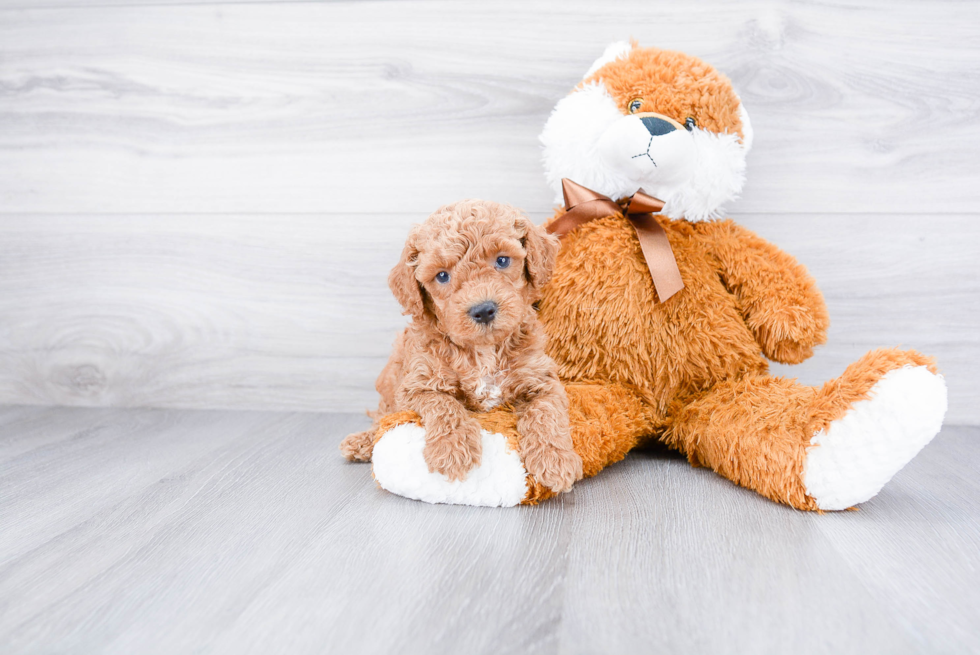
left=540, top=42, right=752, bottom=220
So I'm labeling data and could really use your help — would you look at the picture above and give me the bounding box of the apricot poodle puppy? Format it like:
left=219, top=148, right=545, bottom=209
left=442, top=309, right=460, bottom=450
left=340, top=200, right=583, bottom=493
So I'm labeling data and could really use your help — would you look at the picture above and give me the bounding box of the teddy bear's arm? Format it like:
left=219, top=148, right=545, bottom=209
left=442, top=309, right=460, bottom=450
left=703, top=219, right=830, bottom=364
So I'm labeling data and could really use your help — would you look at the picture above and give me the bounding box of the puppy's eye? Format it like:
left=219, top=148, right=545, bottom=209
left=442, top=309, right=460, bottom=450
left=495, top=256, right=511, bottom=270
left=435, top=271, right=450, bottom=284
left=628, top=98, right=643, bottom=114
left=685, top=116, right=697, bottom=131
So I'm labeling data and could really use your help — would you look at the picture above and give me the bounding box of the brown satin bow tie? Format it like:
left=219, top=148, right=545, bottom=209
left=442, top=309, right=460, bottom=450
left=546, top=178, right=684, bottom=302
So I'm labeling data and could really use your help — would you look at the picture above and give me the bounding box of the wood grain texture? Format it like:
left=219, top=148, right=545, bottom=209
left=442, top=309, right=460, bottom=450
left=0, top=0, right=979, bottom=214
left=0, top=1, right=978, bottom=422
left=1, top=406, right=978, bottom=654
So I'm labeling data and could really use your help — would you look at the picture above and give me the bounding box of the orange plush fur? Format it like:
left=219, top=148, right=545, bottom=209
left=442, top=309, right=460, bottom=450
left=532, top=46, right=936, bottom=509
left=539, top=209, right=936, bottom=509
left=340, top=200, right=583, bottom=493
left=581, top=46, right=747, bottom=142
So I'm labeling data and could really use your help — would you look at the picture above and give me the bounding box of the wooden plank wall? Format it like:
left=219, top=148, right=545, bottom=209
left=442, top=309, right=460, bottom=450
left=0, top=0, right=977, bottom=423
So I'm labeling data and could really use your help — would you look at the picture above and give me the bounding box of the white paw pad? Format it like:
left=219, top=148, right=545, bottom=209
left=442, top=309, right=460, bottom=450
left=371, top=423, right=529, bottom=507
left=804, top=366, right=948, bottom=510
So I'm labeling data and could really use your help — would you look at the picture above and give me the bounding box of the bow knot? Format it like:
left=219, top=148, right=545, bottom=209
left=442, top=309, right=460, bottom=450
left=546, top=178, right=684, bottom=302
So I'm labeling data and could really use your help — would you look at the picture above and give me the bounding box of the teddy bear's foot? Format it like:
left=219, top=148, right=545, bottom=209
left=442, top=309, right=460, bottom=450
left=369, top=384, right=660, bottom=507
left=803, top=364, right=947, bottom=510
left=372, top=421, right=530, bottom=507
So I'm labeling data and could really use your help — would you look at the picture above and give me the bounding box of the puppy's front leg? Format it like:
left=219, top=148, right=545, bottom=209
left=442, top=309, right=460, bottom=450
left=409, top=390, right=483, bottom=482
left=517, top=378, right=583, bottom=493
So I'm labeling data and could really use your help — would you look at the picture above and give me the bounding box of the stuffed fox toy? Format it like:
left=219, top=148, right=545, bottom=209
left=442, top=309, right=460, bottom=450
left=360, top=42, right=948, bottom=510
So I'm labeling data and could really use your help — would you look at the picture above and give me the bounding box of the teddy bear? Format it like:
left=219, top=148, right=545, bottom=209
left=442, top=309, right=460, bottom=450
left=364, top=42, right=948, bottom=511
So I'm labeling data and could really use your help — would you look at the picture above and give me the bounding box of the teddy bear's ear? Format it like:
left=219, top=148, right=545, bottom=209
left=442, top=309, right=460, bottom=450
left=737, top=100, right=754, bottom=152
left=516, top=216, right=561, bottom=291
left=388, top=226, right=426, bottom=320
left=583, top=40, right=635, bottom=78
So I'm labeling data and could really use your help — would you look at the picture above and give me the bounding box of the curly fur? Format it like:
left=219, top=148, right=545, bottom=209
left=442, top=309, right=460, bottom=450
left=341, top=200, right=583, bottom=492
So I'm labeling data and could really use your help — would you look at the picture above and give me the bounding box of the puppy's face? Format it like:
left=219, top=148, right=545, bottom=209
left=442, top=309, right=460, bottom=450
left=390, top=200, right=558, bottom=348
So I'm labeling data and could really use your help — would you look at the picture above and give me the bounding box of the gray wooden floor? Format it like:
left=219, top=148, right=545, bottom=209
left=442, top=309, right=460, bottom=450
left=1, top=406, right=977, bottom=655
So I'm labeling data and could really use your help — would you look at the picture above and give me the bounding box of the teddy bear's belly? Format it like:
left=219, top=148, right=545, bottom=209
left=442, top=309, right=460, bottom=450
left=538, top=216, right=767, bottom=411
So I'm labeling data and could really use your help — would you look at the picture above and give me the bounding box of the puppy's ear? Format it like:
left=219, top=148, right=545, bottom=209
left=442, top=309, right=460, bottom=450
left=388, top=227, right=426, bottom=319
left=517, top=216, right=561, bottom=290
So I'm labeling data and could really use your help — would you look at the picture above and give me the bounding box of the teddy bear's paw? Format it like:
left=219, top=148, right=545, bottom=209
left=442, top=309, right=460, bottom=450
left=803, top=365, right=948, bottom=510
left=372, top=423, right=529, bottom=507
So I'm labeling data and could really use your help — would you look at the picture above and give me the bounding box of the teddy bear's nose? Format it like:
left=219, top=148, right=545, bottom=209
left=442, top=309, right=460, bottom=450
left=468, top=301, right=498, bottom=325
left=640, top=115, right=677, bottom=136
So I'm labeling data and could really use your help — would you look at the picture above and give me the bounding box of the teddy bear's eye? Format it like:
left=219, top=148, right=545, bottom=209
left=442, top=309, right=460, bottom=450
left=628, top=98, right=643, bottom=114
left=435, top=271, right=450, bottom=284
left=685, top=116, right=697, bottom=131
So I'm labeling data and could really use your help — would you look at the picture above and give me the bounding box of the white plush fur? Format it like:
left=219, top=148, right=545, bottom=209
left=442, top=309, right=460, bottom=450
left=597, top=116, right=697, bottom=190
left=540, top=83, right=627, bottom=204
left=803, top=366, right=948, bottom=510
left=539, top=59, right=751, bottom=221
left=658, top=126, right=747, bottom=220
left=372, top=423, right=529, bottom=507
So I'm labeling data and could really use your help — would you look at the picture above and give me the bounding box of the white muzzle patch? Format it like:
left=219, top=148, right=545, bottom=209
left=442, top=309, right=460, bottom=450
left=597, top=116, right=696, bottom=191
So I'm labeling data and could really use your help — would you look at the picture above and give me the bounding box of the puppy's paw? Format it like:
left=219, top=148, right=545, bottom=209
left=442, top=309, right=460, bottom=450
left=340, top=429, right=375, bottom=462
left=423, top=419, right=483, bottom=481
left=523, top=442, right=583, bottom=494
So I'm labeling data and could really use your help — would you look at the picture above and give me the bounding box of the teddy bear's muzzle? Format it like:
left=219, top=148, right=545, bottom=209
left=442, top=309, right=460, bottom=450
left=597, top=114, right=696, bottom=191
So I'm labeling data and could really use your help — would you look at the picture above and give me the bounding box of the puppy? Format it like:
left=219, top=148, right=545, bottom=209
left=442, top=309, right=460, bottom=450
left=340, top=200, right=583, bottom=493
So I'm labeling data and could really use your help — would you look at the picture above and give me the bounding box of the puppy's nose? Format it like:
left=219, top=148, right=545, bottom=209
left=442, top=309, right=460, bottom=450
left=468, top=301, right=498, bottom=325
left=640, top=115, right=677, bottom=136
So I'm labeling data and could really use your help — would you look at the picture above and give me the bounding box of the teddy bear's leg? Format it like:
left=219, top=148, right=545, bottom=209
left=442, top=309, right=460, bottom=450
left=370, top=383, right=660, bottom=506
left=662, top=349, right=947, bottom=510
left=519, top=381, right=662, bottom=502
